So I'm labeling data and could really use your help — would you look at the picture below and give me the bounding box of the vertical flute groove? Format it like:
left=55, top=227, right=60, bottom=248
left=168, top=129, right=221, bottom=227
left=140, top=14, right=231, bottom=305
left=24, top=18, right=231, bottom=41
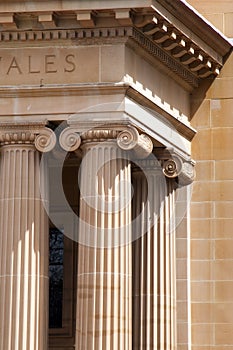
left=0, top=144, right=49, bottom=350
left=132, top=165, right=177, bottom=350
left=75, top=141, right=132, bottom=350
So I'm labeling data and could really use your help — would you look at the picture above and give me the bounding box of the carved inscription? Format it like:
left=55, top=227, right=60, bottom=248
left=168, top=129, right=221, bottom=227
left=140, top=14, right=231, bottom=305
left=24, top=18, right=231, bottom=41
left=0, top=47, right=99, bottom=85
left=1, top=54, right=76, bottom=75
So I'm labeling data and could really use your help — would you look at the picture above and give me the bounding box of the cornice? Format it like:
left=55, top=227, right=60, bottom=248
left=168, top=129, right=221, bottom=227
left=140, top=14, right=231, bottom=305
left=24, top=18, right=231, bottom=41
left=0, top=6, right=231, bottom=88
left=0, top=26, right=198, bottom=89
left=130, top=28, right=199, bottom=89
left=155, top=0, right=232, bottom=60
left=0, top=25, right=211, bottom=90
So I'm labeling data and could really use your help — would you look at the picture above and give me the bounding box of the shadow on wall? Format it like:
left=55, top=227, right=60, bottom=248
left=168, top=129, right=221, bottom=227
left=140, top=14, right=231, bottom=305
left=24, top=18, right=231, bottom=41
left=190, top=52, right=233, bottom=120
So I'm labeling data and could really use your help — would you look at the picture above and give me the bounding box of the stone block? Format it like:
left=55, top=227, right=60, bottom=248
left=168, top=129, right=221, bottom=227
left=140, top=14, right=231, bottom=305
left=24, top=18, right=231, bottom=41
left=191, top=239, right=213, bottom=260
left=211, top=99, right=233, bottom=127
left=224, top=12, right=233, bottom=37
left=100, top=45, right=125, bottom=82
left=191, top=281, right=213, bottom=302
left=191, top=324, right=214, bottom=345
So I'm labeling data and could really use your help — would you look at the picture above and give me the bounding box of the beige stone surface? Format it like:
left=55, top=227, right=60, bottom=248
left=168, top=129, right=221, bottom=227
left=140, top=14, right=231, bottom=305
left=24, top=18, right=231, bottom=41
left=215, top=324, right=233, bottom=345
left=191, top=260, right=212, bottom=280
left=188, top=1, right=233, bottom=14
left=132, top=166, right=177, bottom=349
left=213, top=260, right=233, bottom=280
left=195, top=160, right=214, bottom=180
left=224, top=12, right=233, bottom=37
left=73, top=130, right=132, bottom=350
left=177, top=259, right=189, bottom=280
left=207, top=78, right=233, bottom=99
left=0, top=93, right=125, bottom=119
left=213, top=218, right=233, bottom=238
left=125, top=46, right=190, bottom=120
left=215, top=239, right=233, bottom=259
left=218, top=53, right=233, bottom=78
left=215, top=281, right=233, bottom=301
left=215, top=201, right=233, bottom=218
left=176, top=217, right=189, bottom=238
left=191, top=282, right=214, bottom=302
left=0, top=126, right=50, bottom=350
left=190, top=202, right=213, bottom=218
left=203, top=13, right=224, bottom=32
left=100, top=45, right=125, bottom=82
left=193, top=181, right=233, bottom=201
left=212, top=128, right=233, bottom=159
left=211, top=99, right=233, bottom=127
left=176, top=238, right=188, bottom=259
left=191, top=99, right=211, bottom=129
left=191, top=219, right=212, bottom=239
left=0, top=47, right=100, bottom=86
left=191, top=324, right=214, bottom=346
left=177, top=322, right=189, bottom=344
left=177, top=281, right=188, bottom=301
left=215, top=160, right=233, bottom=179
left=191, top=303, right=213, bottom=323
left=191, top=239, right=213, bottom=260
left=0, top=0, right=231, bottom=349
left=190, top=32, right=233, bottom=348
left=0, top=0, right=152, bottom=13
left=191, top=129, right=212, bottom=160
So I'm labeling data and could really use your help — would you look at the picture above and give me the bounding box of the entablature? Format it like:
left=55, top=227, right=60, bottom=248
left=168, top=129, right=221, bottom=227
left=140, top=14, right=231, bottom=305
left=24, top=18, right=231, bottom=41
left=0, top=83, right=196, bottom=143
left=0, top=1, right=231, bottom=91
left=0, top=0, right=231, bottom=174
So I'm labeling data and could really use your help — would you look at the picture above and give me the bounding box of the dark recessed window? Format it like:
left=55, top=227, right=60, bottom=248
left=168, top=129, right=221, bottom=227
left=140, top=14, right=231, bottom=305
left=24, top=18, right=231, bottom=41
left=49, top=227, right=64, bottom=329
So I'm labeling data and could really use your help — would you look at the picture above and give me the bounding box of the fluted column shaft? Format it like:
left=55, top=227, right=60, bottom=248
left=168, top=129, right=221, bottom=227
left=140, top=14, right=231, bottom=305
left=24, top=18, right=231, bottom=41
left=75, top=133, right=132, bottom=350
left=132, top=160, right=177, bottom=350
left=0, top=125, right=55, bottom=350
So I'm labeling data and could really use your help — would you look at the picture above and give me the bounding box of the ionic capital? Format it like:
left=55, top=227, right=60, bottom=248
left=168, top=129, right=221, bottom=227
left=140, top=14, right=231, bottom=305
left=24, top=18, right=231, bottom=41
left=132, top=152, right=195, bottom=186
left=0, top=122, right=56, bottom=153
left=59, top=126, right=81, bottom=152
left=35, top=128, right=56, bottom=152
left=81, top=129, right=119, bottom=143
left=59, top=127, right=121, bottom=151
left=59, top=125, right=153, bottom=159
left=117, top=126, right=153, bottom=159
left=162, top=154, right=195, bottom=185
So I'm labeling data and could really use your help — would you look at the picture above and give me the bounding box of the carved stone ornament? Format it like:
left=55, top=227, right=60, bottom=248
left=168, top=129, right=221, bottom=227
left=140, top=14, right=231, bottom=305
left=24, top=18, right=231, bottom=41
left=0, top=123, right=56, bottom=153
left=35, top=128, right=57, bottom=152
left=59, top=127, right=81, bottom=152
left=162, top=155, right=183, bottom=178
left=162, top=154, right=195, bottom=185
left=81, top=129, right=119, bottom=142
left=59, top=125, right=153, bottom=159
left=117, top=126, right=153, bottom=158
left=0, top=131, right=36, bottom=145
left=178, top=161, right=196, bottom=185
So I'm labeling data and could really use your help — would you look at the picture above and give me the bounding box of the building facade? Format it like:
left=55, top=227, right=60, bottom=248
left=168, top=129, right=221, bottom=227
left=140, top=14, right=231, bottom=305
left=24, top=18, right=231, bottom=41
left=188, top=1, right=233, bottom=349
left=0, top=1, right=232, bottom=349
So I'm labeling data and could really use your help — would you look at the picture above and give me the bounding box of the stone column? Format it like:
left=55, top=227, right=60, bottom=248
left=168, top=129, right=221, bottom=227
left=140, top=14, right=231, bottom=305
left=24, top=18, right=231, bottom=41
left=59, top=125, right=153, bottom=350
left=0, top=123, right=56, bottom=350
left=132, top=158, right=177, bottom=350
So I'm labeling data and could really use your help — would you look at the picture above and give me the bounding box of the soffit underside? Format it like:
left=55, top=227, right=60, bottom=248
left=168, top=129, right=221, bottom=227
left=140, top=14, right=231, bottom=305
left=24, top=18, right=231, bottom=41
left=0, top=6, right=231, bottom=90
